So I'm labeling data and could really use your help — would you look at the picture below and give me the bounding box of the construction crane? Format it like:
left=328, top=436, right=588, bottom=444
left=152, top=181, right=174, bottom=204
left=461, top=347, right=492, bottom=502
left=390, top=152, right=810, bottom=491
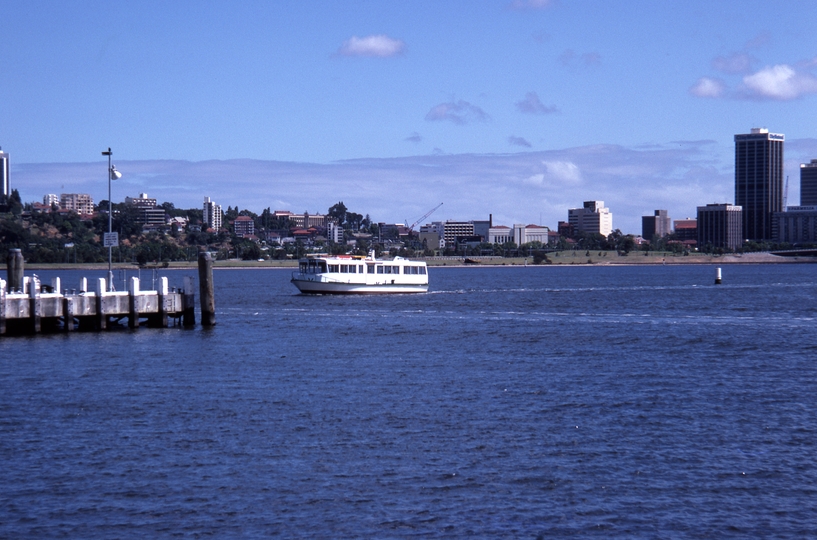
left=406, top=202, right=443, bottom=232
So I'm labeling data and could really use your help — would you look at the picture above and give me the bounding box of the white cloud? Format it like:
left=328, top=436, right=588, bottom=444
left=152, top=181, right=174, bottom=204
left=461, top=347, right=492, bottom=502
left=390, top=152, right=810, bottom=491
left=742, top=64, right=817, bottom=100
left=543, top=160, right=581, bottom=185
left=425, top=100, right=489, bottom=125
left=689, top=77, right=726, bottom=98
left=515, top=92, right=558, bottom=114
left=337, top=35, right=405, bottom=57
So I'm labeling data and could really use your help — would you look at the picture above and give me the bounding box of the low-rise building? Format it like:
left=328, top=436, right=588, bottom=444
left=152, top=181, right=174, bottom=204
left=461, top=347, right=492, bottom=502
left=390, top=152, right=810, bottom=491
left=233, top=215, right=255, bottom=237
left=60, top=193, right=94, bottom=215
left=774, top=206, right=817, bottom=244
left=697, top=204, right=742, bottom=251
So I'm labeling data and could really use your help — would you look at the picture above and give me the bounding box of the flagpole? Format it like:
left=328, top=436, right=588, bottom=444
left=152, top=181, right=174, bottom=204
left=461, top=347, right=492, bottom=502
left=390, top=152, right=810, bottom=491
left=102, top=147, right=113, bottom=291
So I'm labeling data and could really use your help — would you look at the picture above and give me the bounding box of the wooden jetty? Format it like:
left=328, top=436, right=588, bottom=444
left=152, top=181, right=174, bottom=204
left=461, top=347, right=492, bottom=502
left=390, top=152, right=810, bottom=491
left=1, top=249, right=216, bottom=337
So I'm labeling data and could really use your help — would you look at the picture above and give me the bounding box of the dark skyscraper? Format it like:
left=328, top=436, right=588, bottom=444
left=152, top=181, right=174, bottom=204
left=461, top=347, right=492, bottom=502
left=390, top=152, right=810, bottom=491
left=642, top=209, right=671, bottom=240
left=801, top=159, right=817, bottom=207
left=734, top=128, right=784, bottom=241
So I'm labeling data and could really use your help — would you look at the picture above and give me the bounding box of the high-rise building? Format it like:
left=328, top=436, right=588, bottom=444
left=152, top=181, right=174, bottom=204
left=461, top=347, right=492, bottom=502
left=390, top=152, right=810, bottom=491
left=0, top=147, right=9, bottom=204
left=568, top=201, right=613, bottom=237
left=800, top=159, right=817, bottom=206
left=203, top=196, right=223, bottom=230
left=43, top=194, right=59, bottom=207
left=697, top=203, right=743, bottom=251
left=642, top=209, right=671, bottom=240
left=734, top=128, right=784, bottom=241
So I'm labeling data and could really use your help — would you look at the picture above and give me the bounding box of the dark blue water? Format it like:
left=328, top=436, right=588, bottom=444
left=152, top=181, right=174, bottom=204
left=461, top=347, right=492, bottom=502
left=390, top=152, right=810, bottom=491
left=2, top=264, right=817, bottom=538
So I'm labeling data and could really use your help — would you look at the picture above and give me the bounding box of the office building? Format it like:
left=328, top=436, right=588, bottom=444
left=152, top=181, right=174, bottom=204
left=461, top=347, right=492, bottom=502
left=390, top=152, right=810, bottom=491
left=775, top=206, right=817, bottom=244
left=801, top=159, right=817, bottom=206
left=697, top=203, right=743, bottom=251
left=734, top=128, right=784, bottom=241
left=0, top=147, right=8, bottom=204
left=203, top=196, right=223, bottom=230
left=642, top=209, right=671, bottom=240
left=568, top=201, right=613, bottom=237
left=443, top=221, right=475, bottom=244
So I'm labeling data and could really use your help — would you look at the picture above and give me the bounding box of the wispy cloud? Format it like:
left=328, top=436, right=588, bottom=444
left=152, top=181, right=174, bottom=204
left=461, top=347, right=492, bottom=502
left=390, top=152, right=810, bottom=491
left=559, top=49, right=601, bottom=67
left=508, top=136, right=532, bottom=148
left=337, top=35, right=405, bottom=57
left=712, top=52, right=755, bottom=74
left=508, top=0, right=556, bottom=10
left=516, top=92, right=559, bottom=114
left=689, top=77, right=726, bottom=98
left=405, top=132, right=422, bottom=143
left=425, top=100, right=489, bottom=125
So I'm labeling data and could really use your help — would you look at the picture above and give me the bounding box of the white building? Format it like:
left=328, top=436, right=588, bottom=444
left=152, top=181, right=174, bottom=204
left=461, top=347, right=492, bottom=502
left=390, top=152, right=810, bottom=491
left=203, top=196, right=223, bottom=230
left=568, top=201, right=613, bottom=237
left=489, top=224, right=550, bottom=245
left=327, top=222, right=343, bottom=243
left=60, top=193, right=94, bottom=215
left=43, top=193, right=59, bottom=206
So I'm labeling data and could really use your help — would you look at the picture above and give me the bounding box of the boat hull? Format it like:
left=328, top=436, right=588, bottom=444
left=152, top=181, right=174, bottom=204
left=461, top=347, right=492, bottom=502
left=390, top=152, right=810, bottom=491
left=291, top=278, right=427, bottom=294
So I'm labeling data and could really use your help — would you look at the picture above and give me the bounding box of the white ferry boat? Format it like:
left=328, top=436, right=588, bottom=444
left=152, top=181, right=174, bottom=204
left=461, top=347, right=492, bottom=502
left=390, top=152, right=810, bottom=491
left=291, top=252, right=428, bottom=294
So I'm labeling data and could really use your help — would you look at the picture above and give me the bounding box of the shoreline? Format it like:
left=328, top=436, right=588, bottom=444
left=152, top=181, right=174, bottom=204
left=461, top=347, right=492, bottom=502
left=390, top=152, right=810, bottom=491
left=14, top=251, right=816, bottom=271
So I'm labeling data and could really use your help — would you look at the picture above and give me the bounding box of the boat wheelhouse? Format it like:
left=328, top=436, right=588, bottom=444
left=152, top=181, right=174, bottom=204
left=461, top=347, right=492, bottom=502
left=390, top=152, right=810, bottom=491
left=291, top=252, right=428, bottom=294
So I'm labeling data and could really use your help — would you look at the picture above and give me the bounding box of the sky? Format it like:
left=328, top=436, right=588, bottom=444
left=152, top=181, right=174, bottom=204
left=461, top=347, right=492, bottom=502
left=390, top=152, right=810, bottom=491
left=2, top=0, right=817, bottom=233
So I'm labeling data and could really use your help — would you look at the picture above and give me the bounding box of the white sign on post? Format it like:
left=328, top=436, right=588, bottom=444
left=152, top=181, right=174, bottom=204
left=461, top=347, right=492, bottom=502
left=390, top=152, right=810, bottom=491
left=103, top=232, right=119, bottom=247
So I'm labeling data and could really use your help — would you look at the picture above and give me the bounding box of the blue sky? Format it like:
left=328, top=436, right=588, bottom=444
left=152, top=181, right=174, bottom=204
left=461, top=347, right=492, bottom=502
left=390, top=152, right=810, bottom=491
left=2, top=0, right=816, bottom=233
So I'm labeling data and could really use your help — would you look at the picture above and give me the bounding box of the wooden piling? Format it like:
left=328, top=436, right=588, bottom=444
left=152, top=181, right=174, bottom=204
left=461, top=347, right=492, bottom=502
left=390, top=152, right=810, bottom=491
left=63, top=296, right=75, bottom=331
left=7, top=249, right=23, bottom=292
left=29, top=275, right=41, bottom=333
left=128, top=277, right=140, bottom=328
left=95, top=278, right=107, bottom=330
left=198, top=251, right=216, bottom=326
left=183, top=276, right=196, bottom=326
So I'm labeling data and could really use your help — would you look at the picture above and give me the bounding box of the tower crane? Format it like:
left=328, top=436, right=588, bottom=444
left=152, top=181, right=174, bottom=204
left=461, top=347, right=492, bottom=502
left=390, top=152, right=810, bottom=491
left=406, top=202, right=443, bottom=233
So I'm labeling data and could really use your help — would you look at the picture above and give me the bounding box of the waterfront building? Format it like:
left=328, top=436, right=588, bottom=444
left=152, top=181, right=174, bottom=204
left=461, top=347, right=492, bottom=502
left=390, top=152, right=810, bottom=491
left=568, top=201, right=613, bottom=237
left=642, top=209, right=671, bottom=239
left=43, top=194, right=59, bottom=207
left=734, top=128, right=784, bottom=241
left=203, top=196, right=223, bottom=230
left=697, top=203, right=742, bottom=251
left=801, top=159, right=817, bottom=206
left=60, top=193, right=94, bottom=215
left=774, top=206, right=817, bottom=244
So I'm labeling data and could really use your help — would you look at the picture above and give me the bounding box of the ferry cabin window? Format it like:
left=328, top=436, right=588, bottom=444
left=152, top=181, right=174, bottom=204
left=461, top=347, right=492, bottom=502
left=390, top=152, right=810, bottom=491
left=328, top=264, right=339, bottom=273
left=376, top=266, right=384, bottom=274
left=319, top=261, right=327, bottom=273
left=340, top=264, right=348, bottom=273
left=299, top=262, right=307, bottom=273
left=367, top=265, right=375, bottom=274
left=420, top=267, right=426, bottom=275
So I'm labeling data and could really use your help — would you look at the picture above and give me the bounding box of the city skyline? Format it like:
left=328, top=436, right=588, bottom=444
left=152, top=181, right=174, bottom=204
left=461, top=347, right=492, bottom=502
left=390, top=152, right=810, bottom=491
left=2, top=1, right=817, bottom=231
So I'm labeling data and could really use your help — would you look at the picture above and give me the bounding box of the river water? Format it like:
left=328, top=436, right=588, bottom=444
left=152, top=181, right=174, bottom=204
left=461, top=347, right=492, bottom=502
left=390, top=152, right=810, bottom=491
left=1, top=264, right=816, bottom=538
